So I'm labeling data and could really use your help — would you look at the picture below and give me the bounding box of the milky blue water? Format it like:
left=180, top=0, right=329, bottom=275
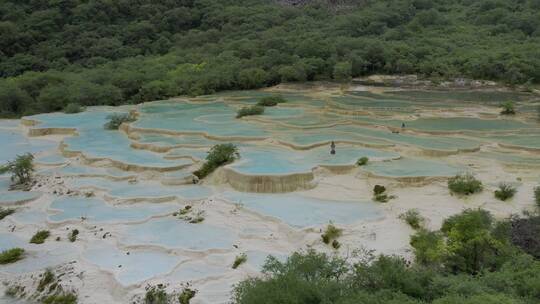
left=121, top=218, right=236, bottom=250
left=363, top=158, right=461, bottom=177
left=49, top=197, right=177, bottom=223
left=83, top=242, right=183, bottom=286
left=222, top=191, right=382, bottom=227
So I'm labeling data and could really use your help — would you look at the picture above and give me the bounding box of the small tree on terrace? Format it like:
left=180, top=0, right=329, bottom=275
left=0, top=153, right=34, bottom=185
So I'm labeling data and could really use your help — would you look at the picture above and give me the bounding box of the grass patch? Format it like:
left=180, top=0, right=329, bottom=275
left=193, top=144, right=239, bottom=179
left=68, top=229, right=79, bottom=242
left=144, top=284, right=168, bottom=304
left=232, top=253, right=248, bottom=269
left=448, top=173, right=483, bottom=195
left=103, top=112, right=136, bottom=130
left=321, top=224, right=342, bottom=245
left=500, top=101, right=516, bottom=115
left=0, top=207, right=15, bottom=220
left=42, top=292, right=77, bottom=304
left=63, top=103, right=84, bottom=114
left=179, top=285, right=197, bottom=304
left=257, top=95, right=287, bottom=107
left=399, top=209, right=425, bottom=230
left=356, top=157, right=368, bottom=166
left=494, top=183, right=517, bottom=201
left=0, top=248, right=24, bottom=264
left=30, top=230, right=50, bottom=244
left=37, top=269, right=56, bottom=292
left=236, top=105, right=264, bottom=118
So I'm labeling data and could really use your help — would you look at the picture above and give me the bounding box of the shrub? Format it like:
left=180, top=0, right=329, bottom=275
left=144, top=285, right=168, bottom=304
left=0, top=248, right=24, bottom=264
left=193, top=144, right=239, bottom=179
left=37, top=269, right=56, bottom=292
left=448, top=173, right=483, bottom=195
left=500, top=101, right=515, bottom=115
left=257, top=96, right=286, bottom=107
left=356, top=157, right=368, bottom=166
left=63, top=103, right=84, bottom=114
left=534, top=186, right=540, bottom=207
left=399, top=209, right=425, bottom=230
left=372, top=185, right=394, bottom=202
left=373, top=185, right=386, bottom=195
left=30, top=230, right=50, bottom=244
left=441, top=209, right=513, bottom=274
left=42, top=292, right=77, bottom=304
left=236, top=105, right=264, bottom=118
left=103, top=112, right=136, bottom=130
left=321, top=224, right=342, bottom=244
left=0, top=153, right=34, bottom=185
left=232, top=253, right=248, bottom=269
left=69, top=229, right=79, bottom=242
left=494, top=183, right=516, bottom=201
left=0, top=207, right=15, bottom=220
left=410, top=229, right=445, bottom=266
left=508, top=215, right=540, bottom=259
left=179, top=285, right=197, bottom=304
left=331, top=239, right=341, bottom=249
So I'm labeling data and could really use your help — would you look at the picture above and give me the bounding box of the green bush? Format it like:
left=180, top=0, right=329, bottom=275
left=356, top=157, right=368, bottom=166
left=236, top=105, right=264, bottom=118
left=257, top=96, right=286, bottom=107
left=179, top=286, right=197, bottom=304
left=494, top=183, right=516, bottom=201
left=103, top=113, right=136, bottom=130
left=373, top=185, right=386, bottom=195
left=233, top=209, right=540, bottom=304
left=30, top=230, right=50, bottom=244
left=0, top=248, right=24, bottom=264
left=144, top=285, right=168, bottom=304
left=68, top=229, right=79, bottom=242
left=0, top=153, right=34, bottom=185
left=0, top=207, right=15, bottom=220
left=500, top=101, right=516, bottom=115
left=42, top=292, right=77, bottom=304
left=63, top=103, right=84, bottom=114
left=448, top=173, right=483, bottom=195
left=321, top=224, right=342, bottom=244
left=232, top=253, right=248, bottom=269
left=399, top=209, right=425, bottom=230
left=372, top=185, right=394, bottom=202
left=194, top=144, right=239, bottom=179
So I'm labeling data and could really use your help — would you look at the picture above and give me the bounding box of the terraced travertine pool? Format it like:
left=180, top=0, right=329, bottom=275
left=1, top=85, right=539, bottom=304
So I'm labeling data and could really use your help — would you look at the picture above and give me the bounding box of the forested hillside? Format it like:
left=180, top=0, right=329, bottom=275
left=1, top=0, right=540, bottom=116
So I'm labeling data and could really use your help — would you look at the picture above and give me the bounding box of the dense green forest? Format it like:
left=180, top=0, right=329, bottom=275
left=232, top=209, right=540, bottom=304
left=1, top=0, right=540, bottom=116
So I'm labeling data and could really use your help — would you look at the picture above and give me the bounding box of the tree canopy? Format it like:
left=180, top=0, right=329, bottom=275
left=1, top=0, right=540, bottom=116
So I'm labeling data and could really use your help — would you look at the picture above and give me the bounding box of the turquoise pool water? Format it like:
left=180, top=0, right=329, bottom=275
left=27, top=111, right=191, bottom=169
left=0, top=125, right=56, bottom=163
left=135, top=101, right=268, bottom=137
left=121, top=218, right=236, bottom=250
left=67, top=177, right=212, bottom=200
left=49, top=197, right=177, bottom=223
left=83, top=241, right=183, bottom=286
left=230, top=144, right=399, bottom=175
left=363, top=158, right=461, bottom=177
left=221, top=191, right=382, bottom=227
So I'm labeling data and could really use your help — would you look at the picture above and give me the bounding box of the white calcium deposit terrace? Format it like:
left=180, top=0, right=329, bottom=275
left=1, top=84, right=539, bottom=303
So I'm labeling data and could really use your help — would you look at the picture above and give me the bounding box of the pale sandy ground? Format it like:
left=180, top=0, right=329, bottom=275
left=1, top=85, right=539, bottom=303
